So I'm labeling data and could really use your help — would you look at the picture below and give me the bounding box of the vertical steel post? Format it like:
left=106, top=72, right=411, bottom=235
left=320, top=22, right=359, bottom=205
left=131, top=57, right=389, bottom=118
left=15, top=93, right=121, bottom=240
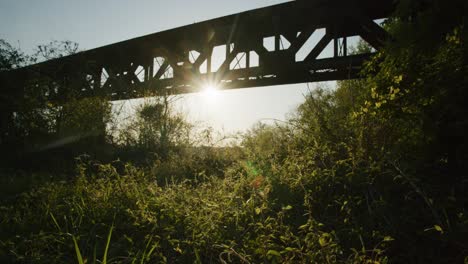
left=275, top=35, right=280, bottom=51
left=343, top=37, right=347, bottom=57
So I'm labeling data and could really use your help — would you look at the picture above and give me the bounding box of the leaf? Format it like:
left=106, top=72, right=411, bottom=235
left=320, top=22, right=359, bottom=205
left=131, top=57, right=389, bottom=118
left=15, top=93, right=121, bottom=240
left=267, top=250, right=281, bottom=257
left=434, top=225, right=444, bottom=234
left=255, top=208, right=261, bottom=215
left=394, top=75, right=403, bottom=84
left=424, top=225, right=444, bottom=234
left=319, top=233, right=331, bottom=247
left=175, top=246, right=183, bottom=253
left=383, top=236, right=394, bottom=242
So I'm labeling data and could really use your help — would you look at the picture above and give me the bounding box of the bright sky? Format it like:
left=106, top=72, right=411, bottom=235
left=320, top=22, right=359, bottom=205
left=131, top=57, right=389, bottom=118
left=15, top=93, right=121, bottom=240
left=0, top=0, right=335, bottom=134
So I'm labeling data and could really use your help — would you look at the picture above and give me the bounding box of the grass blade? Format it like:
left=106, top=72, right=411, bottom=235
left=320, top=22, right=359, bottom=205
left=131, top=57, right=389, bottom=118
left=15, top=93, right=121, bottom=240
left=50, top=212, right=61, bottom=232
left=72, top=236, right=84, bottom=264
left=102, top=224, right=114, bottom=264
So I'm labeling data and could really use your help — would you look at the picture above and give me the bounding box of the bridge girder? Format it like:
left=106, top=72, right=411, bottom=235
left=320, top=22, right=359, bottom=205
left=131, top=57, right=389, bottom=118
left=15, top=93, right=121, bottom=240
left=0, top=0, right=394, bottom=104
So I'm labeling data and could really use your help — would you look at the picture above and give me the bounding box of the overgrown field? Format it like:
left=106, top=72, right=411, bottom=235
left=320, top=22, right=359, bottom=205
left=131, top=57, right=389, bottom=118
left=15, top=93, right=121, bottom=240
left=1, top=1, right=468, bottom=263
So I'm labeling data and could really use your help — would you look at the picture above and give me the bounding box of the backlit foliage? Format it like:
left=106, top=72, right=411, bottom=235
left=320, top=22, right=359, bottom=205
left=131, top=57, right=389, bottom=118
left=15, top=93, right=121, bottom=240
left=1, top=0, right=467, bottom=262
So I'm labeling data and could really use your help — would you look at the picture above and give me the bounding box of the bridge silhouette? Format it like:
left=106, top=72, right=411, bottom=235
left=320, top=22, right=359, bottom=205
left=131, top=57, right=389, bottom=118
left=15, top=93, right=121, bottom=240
left=0, top=0, right=393, bottom=107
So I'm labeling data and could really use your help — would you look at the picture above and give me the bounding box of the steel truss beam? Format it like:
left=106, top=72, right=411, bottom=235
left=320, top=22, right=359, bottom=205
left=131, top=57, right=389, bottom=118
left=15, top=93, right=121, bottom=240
left=0, top=0, right=394, bottom=104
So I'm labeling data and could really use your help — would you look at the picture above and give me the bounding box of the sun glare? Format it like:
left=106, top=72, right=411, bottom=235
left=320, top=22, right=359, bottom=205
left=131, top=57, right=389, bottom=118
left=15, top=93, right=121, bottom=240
left=202, top=84, right=220, bottom=102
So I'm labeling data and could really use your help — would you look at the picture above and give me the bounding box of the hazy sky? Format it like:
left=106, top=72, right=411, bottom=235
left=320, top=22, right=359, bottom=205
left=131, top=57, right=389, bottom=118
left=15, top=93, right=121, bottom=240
left=0, top=0, right=334, bottom=134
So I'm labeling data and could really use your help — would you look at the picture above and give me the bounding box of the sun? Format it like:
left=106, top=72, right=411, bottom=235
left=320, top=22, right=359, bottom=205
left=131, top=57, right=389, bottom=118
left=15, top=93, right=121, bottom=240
left=201, top=84, right=220, bottom=102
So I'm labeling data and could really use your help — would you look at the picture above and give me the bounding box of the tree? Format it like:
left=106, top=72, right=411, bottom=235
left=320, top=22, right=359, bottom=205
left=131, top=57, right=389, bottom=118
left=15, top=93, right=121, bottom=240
left=0, top=39, right=31, bottom=71
left=33, top=40, right=79, bottom=62
left=0, top=39, right=32, bottom=150
left=1, top=40, right=113, bottom=168
left=118, top=94, right=191, bottom=161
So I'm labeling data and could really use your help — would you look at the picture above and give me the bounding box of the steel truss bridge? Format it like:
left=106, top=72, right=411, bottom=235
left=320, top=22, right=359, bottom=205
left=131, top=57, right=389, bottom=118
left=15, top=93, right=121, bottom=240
left=0, top=0, right=394, bottom=107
